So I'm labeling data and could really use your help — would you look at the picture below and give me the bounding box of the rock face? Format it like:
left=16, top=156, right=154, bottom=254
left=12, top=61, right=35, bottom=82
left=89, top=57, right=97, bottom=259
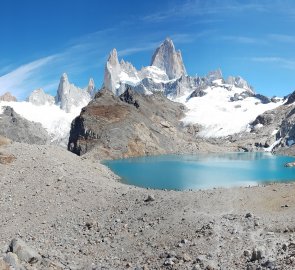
left=27, top=88, right=55, bottom=106
left=56, top=73, right=91, bottom=113
left=0, top=92, right=17, bottom=102
left=68, top=88, right=230, bottom=159
left=0, top=106, right=49, bottom=145
left=285, top=90, right=295, bottom=105
left=151, top=38, right=187, bottom=79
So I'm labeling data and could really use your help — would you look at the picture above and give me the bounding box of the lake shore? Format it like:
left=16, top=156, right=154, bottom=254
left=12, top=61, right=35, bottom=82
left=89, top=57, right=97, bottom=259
left=1, top=142, right=295, bottom=269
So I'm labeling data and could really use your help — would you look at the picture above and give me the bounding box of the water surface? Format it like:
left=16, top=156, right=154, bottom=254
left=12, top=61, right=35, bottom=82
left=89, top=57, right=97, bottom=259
left=103, top=152, right=295, bottom=190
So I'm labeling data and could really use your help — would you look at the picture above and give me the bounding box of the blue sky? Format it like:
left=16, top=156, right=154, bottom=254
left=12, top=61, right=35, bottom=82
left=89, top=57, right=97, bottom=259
left=1, top=0, right=295, bottom=99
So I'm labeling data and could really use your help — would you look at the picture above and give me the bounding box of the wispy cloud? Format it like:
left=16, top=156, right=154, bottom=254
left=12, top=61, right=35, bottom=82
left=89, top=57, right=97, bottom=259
left=268, top=33, right=295, bottom=43
left=0, top=56, right=57, bottom=99
left=251, top=56, right=295, bottom=69
left=221, top=35, right=263, bottom=44
left=118, top=42, right=160, bottom=57
left=143, top=0, right=269, bottom=22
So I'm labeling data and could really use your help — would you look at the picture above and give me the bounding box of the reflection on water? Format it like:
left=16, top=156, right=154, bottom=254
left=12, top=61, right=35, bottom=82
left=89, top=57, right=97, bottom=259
left=103, top=153, right=295, bottom=190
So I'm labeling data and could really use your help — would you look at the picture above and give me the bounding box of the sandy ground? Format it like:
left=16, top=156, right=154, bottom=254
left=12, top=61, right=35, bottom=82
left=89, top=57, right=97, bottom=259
left=1, top=142, right=295, bottom=269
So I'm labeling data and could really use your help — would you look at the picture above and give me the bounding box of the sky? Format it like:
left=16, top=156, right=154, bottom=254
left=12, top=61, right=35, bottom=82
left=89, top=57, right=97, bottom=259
left=1, top=0, right=295, bottom=99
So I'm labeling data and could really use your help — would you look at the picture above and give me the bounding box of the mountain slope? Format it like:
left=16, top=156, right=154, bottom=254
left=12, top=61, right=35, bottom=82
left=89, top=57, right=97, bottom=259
left=0, top=106, right=49, bottom=144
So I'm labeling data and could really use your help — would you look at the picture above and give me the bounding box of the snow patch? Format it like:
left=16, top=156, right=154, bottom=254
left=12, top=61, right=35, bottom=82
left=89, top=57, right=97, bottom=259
left=264, top=138, right=282, bottom=152
left=119, top=71, right=140, bottom=86
left=271, top=129, right=279, bottom=136
left=176, top=86, right=283, bottom=137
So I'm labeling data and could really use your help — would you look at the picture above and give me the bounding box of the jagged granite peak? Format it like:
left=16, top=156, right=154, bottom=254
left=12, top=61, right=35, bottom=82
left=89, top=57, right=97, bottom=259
left=0, top=92, right=17, bottom=102
left=86, top=78, right=96, bottom=97
left=103, top=48, right=122, bottom=95
left=226, top=76, right=254, bottom=94
left=206, top=69, right=223, bottom=83
left=56, top=73, right=91, bottom=113
left=151, top=37, right=187, bottom=80
left=27, top=88, right=55, bottom=106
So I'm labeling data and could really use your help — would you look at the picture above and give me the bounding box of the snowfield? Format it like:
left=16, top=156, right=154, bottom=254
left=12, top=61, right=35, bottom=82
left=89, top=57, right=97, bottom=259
left=174, top=84, right=283, bottom=138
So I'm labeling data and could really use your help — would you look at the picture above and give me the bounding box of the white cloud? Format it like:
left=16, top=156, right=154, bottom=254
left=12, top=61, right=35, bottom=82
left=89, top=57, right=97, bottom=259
left=143, top=0, right=269, bottom=22
left=221, top=35, right=263, bottom=44
left=0, top=56, right=56, bottom=99
left=251, top=57, right=295, bottom=69
left=268, top=34, right=295, bottom=43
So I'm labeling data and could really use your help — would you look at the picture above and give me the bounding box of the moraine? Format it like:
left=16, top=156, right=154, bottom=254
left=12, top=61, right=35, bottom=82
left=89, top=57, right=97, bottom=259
left=103, top=152, right=295, bottom=190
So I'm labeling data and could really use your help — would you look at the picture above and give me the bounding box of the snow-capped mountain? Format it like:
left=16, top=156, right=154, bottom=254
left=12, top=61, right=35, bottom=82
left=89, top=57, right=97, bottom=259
left=0, top=37, right=287, bottom=148
left=103, top=38, right=283, bottom=138
left=0, top=74, right=95, bottom=146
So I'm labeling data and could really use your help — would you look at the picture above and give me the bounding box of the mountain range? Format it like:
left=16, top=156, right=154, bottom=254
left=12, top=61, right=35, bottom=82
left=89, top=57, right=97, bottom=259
left=1, top=38, right=295, bottom=157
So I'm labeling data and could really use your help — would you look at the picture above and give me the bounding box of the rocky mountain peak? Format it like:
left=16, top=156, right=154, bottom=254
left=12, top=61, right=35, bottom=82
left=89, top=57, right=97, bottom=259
left=0, top=92, right=17, bottom=102
left=61, top=73, right=68, bottom=82
left=108, top=49, right=120, bottom=68
left=87, top=78, right=96, bottom=97
left=206, top=69, right=223, bottom=83
left=27, top=88, right=55, bottom=106
left=56, top=73, right=91, bottom=113
left=151, top=38, right=187, bottom=80
left=226, top=76, right=254, bottom=94
left=104, top=48, right=122, bottom=95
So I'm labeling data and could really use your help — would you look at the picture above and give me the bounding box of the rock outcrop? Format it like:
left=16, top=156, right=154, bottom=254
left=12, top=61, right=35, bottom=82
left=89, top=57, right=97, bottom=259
left=151, top=38, right=187, bottom=79
left=0, top=106, right=49, bottom=145
left=56, top=73, right=91, bottom=113
left=0, top=92, right=17, bottom=102
left=68, top=88, right=230, bottom=159
left=27, top=88, right=55, bottom=106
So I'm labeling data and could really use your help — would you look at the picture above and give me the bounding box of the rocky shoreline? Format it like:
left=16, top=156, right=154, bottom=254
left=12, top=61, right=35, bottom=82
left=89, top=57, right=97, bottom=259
left=1, top=142, right=295, bottom=269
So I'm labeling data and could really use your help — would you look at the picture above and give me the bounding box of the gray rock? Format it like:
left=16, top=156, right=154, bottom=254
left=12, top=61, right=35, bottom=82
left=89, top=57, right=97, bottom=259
left=251, top=246, right=265, bottom=261
left=245, top=212, right=253, bottom=218
left=163, top=257, right=175, bottom=266
left=145, top=194, right=155, bottom=202
left=4, top=252, right=23, bottom=270
left=0, top=257, right=11, bottom=270
left=9, top=238, right=41, bottom=263
left=192, top=264, right=201, bottom=270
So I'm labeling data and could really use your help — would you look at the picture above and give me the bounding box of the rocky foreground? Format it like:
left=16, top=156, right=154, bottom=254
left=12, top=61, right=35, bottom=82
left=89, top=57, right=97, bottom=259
left=0, top=142, right=295, bottom=270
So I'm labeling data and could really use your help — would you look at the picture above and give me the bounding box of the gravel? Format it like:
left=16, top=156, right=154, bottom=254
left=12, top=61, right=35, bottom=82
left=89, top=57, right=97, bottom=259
left=1, top=142, right=295, bottom=269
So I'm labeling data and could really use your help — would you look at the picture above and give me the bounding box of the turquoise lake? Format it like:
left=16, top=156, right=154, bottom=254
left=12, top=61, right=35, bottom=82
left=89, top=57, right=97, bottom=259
left=103, top=152, right=295, bottom=190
